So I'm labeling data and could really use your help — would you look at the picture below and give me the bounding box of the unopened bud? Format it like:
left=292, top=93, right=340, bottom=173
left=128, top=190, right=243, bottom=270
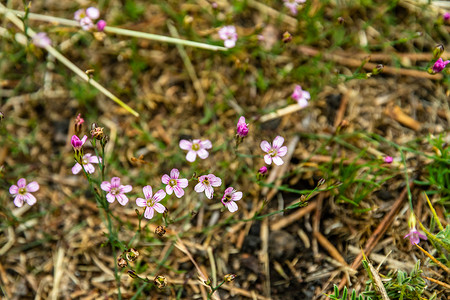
left=91, top=126, right=104, bottom=140
left=372, top=64, right=384, bottom=75
left=337, top=17, right=345, bottom=24
left=155, top=225, right=166, bottom=237
left=317, top=178, right=326, bottom=186
left=118, top=256, right=127, bottom=268
left=223, top=274, right=237, bottom=282
left=126, top=248, right=139, bottom=262
left=282, top=31, right=292, bottom=43
left=300, top=195, right=307, bottom=202
left=433, top=44, right=444, bottom=60
left=128, top=270, right=138, bottom=279
left=74, top=113, right=84, bottom=135
left=154, top=275, right=167, bottom=288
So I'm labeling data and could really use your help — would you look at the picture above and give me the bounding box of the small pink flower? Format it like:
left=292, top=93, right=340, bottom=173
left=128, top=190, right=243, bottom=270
left=283, top=0, right=306, bottom=16
left=74, top=9, right=85, bottom=21
left=218, top=26, right=238, bottom=48
left=161, top=168, right=188, bottom=198
left=136, top=186, right=166, bottom=220
left=71, top=135, right=88, bottom=150
left=237, top=116, right=249, bottom=138
left=32, top=32, right=52, bottom=48
left=221, top=187, right=243, bottom=212
left=72, top=153, right=101, bottom=174
left=9, top=178, right=39, bottom=207
left=179, top=139, right=212, bottom=162
left=101, top=177, right=132, bottom=205
left=384, top=156, right=393, bottom=164
left=80, top=17, right=94, bottom=30
left=97, top=20, right=107, bottom=31
left=260, top=136, right=288, bottom=166
left=444, top=12, right=450, bottom=21
left=404, top=227, right=427, bottom=245
left=432, top=58, right=450, bottom=73
left=86, top=7, right=100, bottom=20
left=194, top=174, right=222, bottom=199
left=75, top=114, right=84, bottom=125
left=291, top=85, right=310, bottom=108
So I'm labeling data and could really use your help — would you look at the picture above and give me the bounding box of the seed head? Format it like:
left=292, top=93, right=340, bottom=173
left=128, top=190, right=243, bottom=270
left=155, top=225, right=166, bottom=237
left=154, top=275, right=167, bottom=288
left=223, top=274, right=237, bottom=282
left=117, top=256, right=127, bottom=268
left=126, top=248, right=139, bottom=262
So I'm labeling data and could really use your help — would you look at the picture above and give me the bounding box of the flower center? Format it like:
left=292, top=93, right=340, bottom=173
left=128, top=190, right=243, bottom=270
left=146, top=198, right=155, bottom=207
left=223, top=194, right=232, bottom=203
left=192, top=143, right=200, bottom=151
left=202, top=178, right=210, bottom=185
left=169, top=179, right=177, bottom=187
left=269, top=148, right=278, bottom=157
left=82, top=157, right=88, bottom=165
left=19, top=187, right=27, bottom=195
left=110, top=187, right=120, bottom=195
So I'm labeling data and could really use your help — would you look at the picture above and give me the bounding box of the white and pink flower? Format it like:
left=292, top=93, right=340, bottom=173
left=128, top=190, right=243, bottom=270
left=71, top=135, right=88, bottom=150
left=179, top=139, right=212, bottom=162
left=218, top=25, right=238, bottom=48
left=237, top=116, right=249, bottom=138
left=162, top=168, right=188, bottom=198
left=194, top=174, right=222, bottom=199
left=221, top=187, right=243, bottom=212
left=9, top=178, right=39, bottom=207
left=72, top=153, right=101, bottom=174
left=291, top=85, right=310, bottom=108
left=283, top=0, right=306, bottom=16
left=32, top=32, right=52, bottom=48
left=101, top=177, right=132, bottom=205
left=260, top=136, right=288, bottom=166
left=136, top=186, right=166, bottom=220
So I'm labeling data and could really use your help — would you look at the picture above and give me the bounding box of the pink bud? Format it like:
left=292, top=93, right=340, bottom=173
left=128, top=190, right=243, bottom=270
left=97, top=20, right=106, bottom=32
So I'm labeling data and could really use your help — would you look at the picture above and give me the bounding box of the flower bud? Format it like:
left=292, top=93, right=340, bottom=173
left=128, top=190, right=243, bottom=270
left=433, top=44, right=444, bottom=60
left=223, top=274, right=237, bottom=282
left=257, top=166, right=268, bottom=180
left=372, top=64, right=384, bottom=75
left=97, top=19, right=106, bottom=31
left=91, top=126, right=104, bottom=140
left=155, top=225, right=166, bottom=237
left=74, top=114, right=84, bottom=136
left=384, top=156, right=393, bottom=164
left=154, top=275, right=167, bottom=288
left=337, top=17, right=345, bottom=24
left=282, top=31, right=292, bottom=43
left=118, top=256, right=127, bottom=268
left=128, top=270, right=138, bottom=279
left=317, top=178, right=326, bottom=186
left=126, top=248, right=139, bottom=262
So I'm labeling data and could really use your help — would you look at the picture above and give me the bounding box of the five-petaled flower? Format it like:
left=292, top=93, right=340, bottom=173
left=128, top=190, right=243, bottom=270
left=404, top=227, right=427, bottom=245
left=162, top=168, right=189, bottom=198
left=283, top=0, right=306, bottom=16
left=195, top=174, right=222, bottom=199
left=218, top=26, right=238, bottom=48
left=260, top=136, right=288, bottom=166
left=221, top=187, right=243, bottom=213
left=32, top=32, right=51, bottom=48
left=10, top=178, right=39, bottom=207
left=71, top=135, right=88, bottom=151
left=291, top=85, right=310, bottom=108
left=136, top=186, right=166, bottom=219
left=432, top=58, right=450, bottom=73
left=179, top=139, right=212, bottom=162
left=236, top=116, right=249, bottom=138
left=101, top=177, right=132, bottom=205
left=72, top=153, right=101, bottom=174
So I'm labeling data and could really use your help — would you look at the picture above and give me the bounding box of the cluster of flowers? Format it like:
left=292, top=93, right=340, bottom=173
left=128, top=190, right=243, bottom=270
left=74, top=7, right=106, bottom=31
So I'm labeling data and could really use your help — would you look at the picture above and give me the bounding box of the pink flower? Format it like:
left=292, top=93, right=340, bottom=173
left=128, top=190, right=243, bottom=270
left=444, top=12, right=450, bottom=21
left=32, top=32, right=51, bottom=48
left=237, top=116, right=249, bottom=138
left=86, top=7, right=100, bottom=20
left=161, top=168, right=188, bottom=198
left=80, top=17, right=94, bottom=30
left=101, top=177, right=132, bottom=205
left=259, top=166, right=268, bottom=175
left=291, top=85, right=310, bottom=108
left=432, top=58, right=450, bottom=73
left=260, top=136, right=288, bottom=166
left=194, top=174, right=222, bottom=199
left=218, top=26, right=238, bottom=48
left=74, top=9, right=85, bottom=21
left=9, top=178, right=39, bottom=207
left=404, top=227, right=427, bottom=245
left=384, top=156, right=393, bottom=164
left=136, top=186, right=166, bottom=219
left=75, top=114, right=84, bottom=125
left=97, top=20, right=107, bottom=31
left=72, top=153, right=101, bottom=174
left=71, top=135, right=88, bottom=150
left=283, top=0, right=306, bottom=16
left=179, top=139, right=212, bottom=162
left=221, top=187, right=243, bottom=212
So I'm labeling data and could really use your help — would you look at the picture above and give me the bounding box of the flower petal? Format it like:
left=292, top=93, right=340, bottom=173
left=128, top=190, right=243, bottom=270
left=272, top=156, right=284, bottom=166
left=179, top=139, right=192, bottom=150
left=224, top=39, right=236, bottom=48
left=153, top=203, right=166, bottom=213
left=14, top=195, right=24, bottom=207
left=153, top=190, right=166, bottom=202
left=277, top=146, right=288, bottom=157
left=136, top=197, right=147, bottom=207
left=226, top=201, right=238, bottom=213
left=101, top=181, right=112, bottom=192
left=85, top=164, right=95, bottom=174
left=120, top=185, right=132, bottom=193
left=264, top=154, right=272, bottom=165
left=116, top=194, right=129, bottom=206
left=197, top=149, right=209, bottom=159
left=173, top=186, right=184, bottom=198
left=9, top=185, right=19, bottom=195
left=144, top=207, right=154, bottom=219
left=205, top=186, right=213, bottom=199
left=106, top=193, right=116, bottom=203
left=260, top=140, right=271, bottom=153
left=111, top=177, right=120, bottom=187
left=232, top=191, right=243, bottom=201
left=195, top=182, right=205, bottom=193
left=161, top=174, right=171, bottom=184
left=72, top=163, right=82, bottom=174
left=237, top=116, right=246, bottom=127
left=209, top=176, right=222, bottom=187
left=170, top=168, right=179, bottom=179
left=186, top=150, right=197, bottom=162
left=88, top=155, right=100, bottom=164
left=24, top=193, right=36, bottom=206
left=273, top=136, right=285, bottom=148
left=200, top=140, right=212, bottom=149
left=17, top=178, right=26, bottom=188
left=143, top=186, right=152, bottom=199
left=26, top=181, right=39, bottom=192
left=178, top=178, right=188, bottom=188
left=165, top=185, right=174, bottom=195
left=224, top=187, right=234, bottom=194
